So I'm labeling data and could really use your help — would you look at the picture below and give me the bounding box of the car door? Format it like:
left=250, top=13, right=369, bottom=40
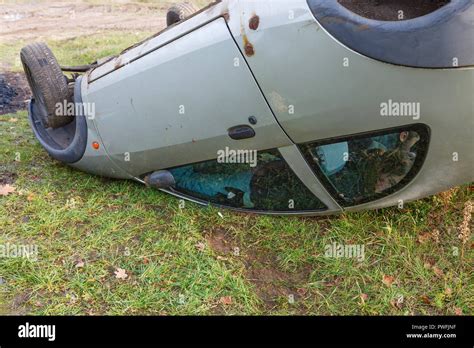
left=84, top=17, right=292, bottom=178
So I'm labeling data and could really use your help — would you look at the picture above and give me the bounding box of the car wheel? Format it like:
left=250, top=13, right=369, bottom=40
left=20, top=42, right=73, bottom=129
left=166, top=3, right=198, bottom=27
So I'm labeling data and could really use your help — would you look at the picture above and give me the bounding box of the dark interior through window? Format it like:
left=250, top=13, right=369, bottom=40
left=338, top=0, right=450, bottom=21
left=167, top=149, right=327, bottom=212
left=299, top=125, right=430, bottom=206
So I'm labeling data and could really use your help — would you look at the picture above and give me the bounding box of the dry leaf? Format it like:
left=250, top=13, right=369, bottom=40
left=297, top=288, right=308, bottom=297
left=114, top=268, right=128, bottom=280
left=360, top=293, right=368, bottom=305
left=390, top=295, right=404, bottom=310
left=417, top=232, right=431, bottom=244
left=382, top=274, right=395, bottom=287
left=458, top=201, right=472, bottom=245
left=143, top=257, right=149, bottom=264
left=219, top=296, right=233, bottom=305
left=195, top=242, right=206, bottom=252
left=0, top=184, right=16, bottom=196
left=27, top=193, right=35, bottom=201
left=432, top=266, right=444, bottom=278
left=454, top=307, right=462, bottom=315
left=74, top=260, right=85, bottom=268
left=420, top=295, right=431, bottom=305
left=431, top=229, right=440, bottom=243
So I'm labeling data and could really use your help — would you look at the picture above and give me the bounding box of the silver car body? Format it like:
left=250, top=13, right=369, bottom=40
left=55, top=0, right=472, bottom=214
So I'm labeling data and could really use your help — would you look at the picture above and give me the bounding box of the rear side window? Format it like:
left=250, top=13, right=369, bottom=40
left=168, top=149, right=327, bottom=212
left=299, top=125, right=430, bottom=206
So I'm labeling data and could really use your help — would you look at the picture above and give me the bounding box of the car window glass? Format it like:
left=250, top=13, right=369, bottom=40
left=168, top=149, right=327, bottom=212
left=299, top=125, right=430, bottom=206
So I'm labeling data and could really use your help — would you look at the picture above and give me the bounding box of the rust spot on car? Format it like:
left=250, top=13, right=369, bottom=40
left=243, top=35, right=254, bottom=57
left=249, top=14, right=259, bottom=30
left=114, top=57, right=122, bottom=70
left=356, top=23, right=370, bottom=31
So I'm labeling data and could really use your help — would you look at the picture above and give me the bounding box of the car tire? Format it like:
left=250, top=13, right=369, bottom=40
left=20, top=42, right=73, bottom=129
left=166, top=3, right=198, bottom=27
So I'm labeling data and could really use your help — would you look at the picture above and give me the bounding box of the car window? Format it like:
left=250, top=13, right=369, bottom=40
left=299, top=125, right=430, bottom=206
left=168, top=149, right=327, bottom=212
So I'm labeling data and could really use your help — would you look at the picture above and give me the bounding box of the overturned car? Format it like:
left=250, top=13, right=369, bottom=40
left=21, top=0, right=474, bottom=215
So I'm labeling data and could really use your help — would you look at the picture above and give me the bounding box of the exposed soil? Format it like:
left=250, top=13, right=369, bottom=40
left=0, top=171, right=18, bottom=186
left=0, top=72, right=30, bottom=115
left=338, top=0, right=450, bottom=21
left=206, top=227, right=312, bottom=311
left=0, top=1, right=171, bottom=43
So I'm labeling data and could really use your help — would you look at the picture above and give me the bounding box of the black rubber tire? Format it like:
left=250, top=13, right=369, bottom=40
left=166, top=3, right=198, bottom=27
left=20, top=42, right=73, bottom=129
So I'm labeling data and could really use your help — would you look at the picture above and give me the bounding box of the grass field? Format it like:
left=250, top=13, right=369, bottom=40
left=0, top=0, right=472, bottom=316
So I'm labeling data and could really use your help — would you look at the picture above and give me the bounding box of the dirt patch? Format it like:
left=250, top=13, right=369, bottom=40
left=0, top=72, right=30, bottom=115
left=338, top=0, right=450, bottom=21
left=206, top=227, right=235, bottom=254
left=0, top=171, right=18, bottom=186
left=0, top=1, right=170, bottom=43
left=244, top=250, right=311, bottom=309
left=206, top=227, right=312, bottom=310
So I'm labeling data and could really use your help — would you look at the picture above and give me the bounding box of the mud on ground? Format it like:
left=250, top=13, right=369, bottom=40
left=0, top=1, right=172, bottom=43
left=0, top=72, right=30, bottom=115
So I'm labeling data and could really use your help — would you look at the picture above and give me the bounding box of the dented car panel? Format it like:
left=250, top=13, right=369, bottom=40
left=80, top=17, right=292, bottom=177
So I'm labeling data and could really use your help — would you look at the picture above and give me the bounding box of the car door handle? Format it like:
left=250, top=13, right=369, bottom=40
left=228, top=125, right=256, bottom=140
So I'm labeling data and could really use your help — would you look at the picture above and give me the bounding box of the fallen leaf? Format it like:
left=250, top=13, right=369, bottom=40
left=420, top=295, right=431, bottom=305
left=74, top=260, right=85, bottom=268
left=417, top=232, right=431, bottom=244
left=431, top=229, right=440, bottom=243
left=445, top=288, right=452, bottom=296
left=423, top=257, right=436, bottom=269
left=432, top=266, right=444, bottom=278
left=0, top=184, right=16, bottom=196
left=27, top=193, right=35, bottom=201
left=360, top=293, right=368, bottom=305
left=297, top=288, right=308, bottom=297
left=390, top=294, right=404, bottom=310
left=114, top=268, right=128, bottom=280
left=454, top=307, right=462, bottom=315
left=143, top=257, right=149, bottom=264
left=382, top=274, right=395, bottom=287
left=195, top=242, right=206, bottom=252
left=219, top=296, right=233, bottom=305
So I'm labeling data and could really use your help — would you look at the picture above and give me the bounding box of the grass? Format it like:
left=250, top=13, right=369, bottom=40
left=0, top=114, right=472, bottom=315
left=0, top=31, right=155, bottom=73
left=0, top=0, right=472, bottom=315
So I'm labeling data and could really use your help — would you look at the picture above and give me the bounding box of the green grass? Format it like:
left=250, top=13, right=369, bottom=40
left=0, top=31, right=155, bottom=73
left=0, top=1, right=472, bottom=314
left=0, top=114, right=472, bottom=315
